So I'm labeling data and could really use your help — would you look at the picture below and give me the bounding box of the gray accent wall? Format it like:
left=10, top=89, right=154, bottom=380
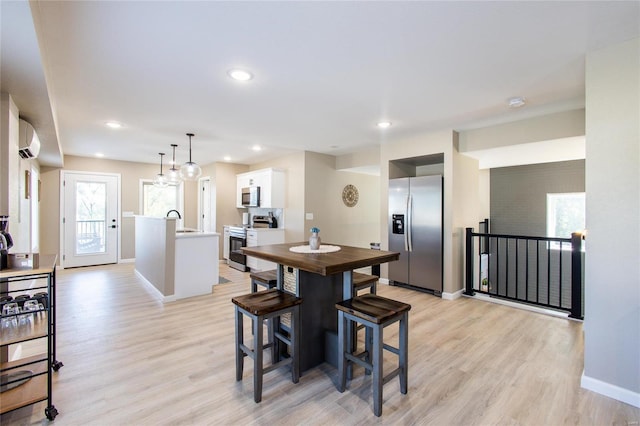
left=490, top=160, right=585, bottom=236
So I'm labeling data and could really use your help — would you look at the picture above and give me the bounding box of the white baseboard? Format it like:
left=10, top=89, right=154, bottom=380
left=581, top=372, right=640, bottom=408
left=442, top=289, right=463, bottom=300
left=119, top=258, right=135, bottom=264
left=134, top=269, right=175, bottom=303
left=464, top=293, right=571, bottom=320
left=379, top=278, right=389, bottom=285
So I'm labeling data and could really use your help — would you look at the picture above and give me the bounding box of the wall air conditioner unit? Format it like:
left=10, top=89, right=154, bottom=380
left=19, top=119, right=41, bottom=159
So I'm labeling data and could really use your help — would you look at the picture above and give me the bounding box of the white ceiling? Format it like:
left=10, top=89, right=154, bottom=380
left=1, top=1, right=639, bottom=168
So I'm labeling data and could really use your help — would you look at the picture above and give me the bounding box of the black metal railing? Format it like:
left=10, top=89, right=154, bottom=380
left=464, top=227, right=584, bottom=319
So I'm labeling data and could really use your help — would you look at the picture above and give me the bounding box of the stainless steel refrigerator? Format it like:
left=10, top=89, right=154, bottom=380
left=388, top=175, right=443, bottom=293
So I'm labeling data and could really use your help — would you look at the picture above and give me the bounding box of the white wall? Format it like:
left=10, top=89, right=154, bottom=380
left=458, top=109, right=585, bottom=152
left=332, top=170, right=380, bottom=248
left=452, top=144, right=482, bottom=294
left=251, top=151, right=380, bottom=248
left=0, top=94, right=19, bottom=218
left=583, top=37, right=640, bottom=407
left=303, top=151, right=380, bottom=247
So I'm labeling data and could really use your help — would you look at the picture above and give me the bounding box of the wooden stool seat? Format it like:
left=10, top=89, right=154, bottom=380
left=250, top=269, right=278, bottom=293
left=233, top=289, right=301, bottom=315
left=351, top=272, right=378, bottom=295
left=335, top=293, right=411, bottom=417
left=336, top=293, right=410, bottom=324
left=232, top=289, right=302, bottom=403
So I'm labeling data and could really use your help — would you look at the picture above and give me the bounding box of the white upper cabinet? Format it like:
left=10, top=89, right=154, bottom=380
left=237, top=168, right=285, bottom=208
left=236, top=173, right=252, bottom=208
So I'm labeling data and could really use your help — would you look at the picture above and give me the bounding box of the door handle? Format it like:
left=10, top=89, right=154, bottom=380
left=404, top=195, right=410, bottom=252
left=407, top=195, right=413, bottom=252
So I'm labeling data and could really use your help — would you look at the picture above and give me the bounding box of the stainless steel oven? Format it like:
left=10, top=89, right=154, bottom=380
left=228, top=226, right=248, bottom=271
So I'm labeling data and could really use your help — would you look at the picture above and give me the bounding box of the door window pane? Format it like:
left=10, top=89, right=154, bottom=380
left=75, top=181, right=106, bottom=254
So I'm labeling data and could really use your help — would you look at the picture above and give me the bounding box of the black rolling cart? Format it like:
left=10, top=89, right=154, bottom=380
left=1, top=254, right=62, bottom=420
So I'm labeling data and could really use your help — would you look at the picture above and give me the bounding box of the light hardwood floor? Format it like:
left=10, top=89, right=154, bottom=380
left=3, top=262, right=639, bottom=425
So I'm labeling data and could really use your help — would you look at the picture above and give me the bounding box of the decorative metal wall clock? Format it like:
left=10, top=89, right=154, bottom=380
left=342, top=184, right=359, bottom=207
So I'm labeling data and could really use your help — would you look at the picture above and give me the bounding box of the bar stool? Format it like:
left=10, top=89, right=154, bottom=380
left=250, top=270, right=278, bottom=293
left=250, top=270, right=279, bottom=339
left=351, top=272, right=379, bottom=335
left=335, top=293, right=411, bottom=417
left=232, top=289, right=302, bottom=403
left=351, top=272, right=378, bottom=297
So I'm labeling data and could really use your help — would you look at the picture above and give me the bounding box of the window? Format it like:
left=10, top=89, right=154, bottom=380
left=547, top=192, right=585, bottom=239
left=140, top=180, right=184, bottom=224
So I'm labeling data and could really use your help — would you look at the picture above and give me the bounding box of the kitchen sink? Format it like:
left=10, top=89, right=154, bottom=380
left=176, top=229, right=199, bottom=233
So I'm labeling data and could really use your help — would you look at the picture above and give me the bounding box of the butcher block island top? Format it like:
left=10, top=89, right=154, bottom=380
left=242, top=242, right=399, bottom=276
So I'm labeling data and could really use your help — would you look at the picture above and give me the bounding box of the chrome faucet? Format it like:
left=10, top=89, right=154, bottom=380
left=166, top=209, right=182, bottom=219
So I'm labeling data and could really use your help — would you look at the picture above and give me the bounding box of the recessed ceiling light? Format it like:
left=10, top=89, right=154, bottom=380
left=105, top=121, right=122, bottom=129
left=95, top=152, right=105, bottom=158
left=508, top=97, right=526, bottom=108
left=377, top=121, right=392, bottom=129
left=228, top=69, right=253, bottom=81
left=223, top=156, right=231, bottom=162
left=252, top=145, right=262, bottom=152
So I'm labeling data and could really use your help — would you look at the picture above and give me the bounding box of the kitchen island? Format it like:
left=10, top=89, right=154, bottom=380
left=242, top=242, right=399, bottom=371
left=135, top=216, right=219, bottom=302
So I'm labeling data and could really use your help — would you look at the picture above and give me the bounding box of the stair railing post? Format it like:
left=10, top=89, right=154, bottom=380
left=569, top=231, right=584, bottom=319
left=464, top=227, right=475, bottom=296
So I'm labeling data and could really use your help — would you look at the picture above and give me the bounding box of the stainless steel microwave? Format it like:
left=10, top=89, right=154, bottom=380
left=241, top=186, right=260, bottom=207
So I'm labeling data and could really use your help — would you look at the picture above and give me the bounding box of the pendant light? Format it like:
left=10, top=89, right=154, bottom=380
left=180, top=132, right=202, bottom=181
left=167, top=143, right=181, bottom=183
left=153, top=153, right=168, bottom=188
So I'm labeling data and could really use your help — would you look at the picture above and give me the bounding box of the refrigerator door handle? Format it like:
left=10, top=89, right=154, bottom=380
left=407, top=194, right=413, bottom=252
left=404, top=195, right=411, bottom=251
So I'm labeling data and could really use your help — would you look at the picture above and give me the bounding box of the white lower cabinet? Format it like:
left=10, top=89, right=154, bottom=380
left=245, top=229, right=285, bottom=271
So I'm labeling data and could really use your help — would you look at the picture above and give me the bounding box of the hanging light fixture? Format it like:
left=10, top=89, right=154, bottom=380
left=153, top=153, right=168, bottom=188
left=167, top=143, right=181, bottom=183
left=180, top=132, right=202, bottom=181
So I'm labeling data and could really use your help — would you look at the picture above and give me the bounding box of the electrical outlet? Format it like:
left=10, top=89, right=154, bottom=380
left=305, top=213, right=314, bottom=220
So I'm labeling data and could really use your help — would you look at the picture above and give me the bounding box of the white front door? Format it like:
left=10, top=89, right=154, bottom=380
left=62, top=172, right=120, bottom=268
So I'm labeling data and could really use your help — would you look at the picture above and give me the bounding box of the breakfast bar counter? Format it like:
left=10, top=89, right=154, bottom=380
left=242, top=242, right=399, bottom=371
